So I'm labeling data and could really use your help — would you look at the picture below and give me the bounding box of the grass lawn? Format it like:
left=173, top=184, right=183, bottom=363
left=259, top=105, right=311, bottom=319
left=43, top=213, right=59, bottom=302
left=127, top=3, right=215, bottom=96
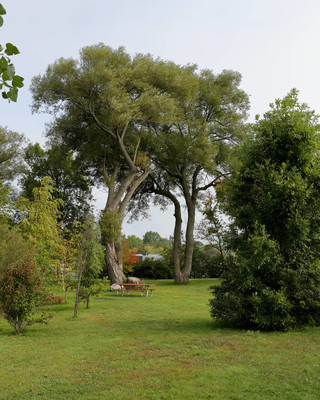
left=0, top=279, right=320, bottom=399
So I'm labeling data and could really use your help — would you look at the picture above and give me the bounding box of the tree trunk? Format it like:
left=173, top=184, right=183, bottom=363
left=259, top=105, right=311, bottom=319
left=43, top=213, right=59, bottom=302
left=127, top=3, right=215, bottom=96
left=173, top=201, right=183, bottom=283
left=149, top=182, right=184, bottom=283
left=74, top=269, right=83, bottom=318
left=86, top=294, right=90, bottom=309
left=182, top=202, right=196, bottom=281
left=14, top=319, right=25, bottom=334
left=179, top=168, right=199, bottom=283
left=103, top=169, right=150, bottom=285
left=105, top=241, right=125, bottom=284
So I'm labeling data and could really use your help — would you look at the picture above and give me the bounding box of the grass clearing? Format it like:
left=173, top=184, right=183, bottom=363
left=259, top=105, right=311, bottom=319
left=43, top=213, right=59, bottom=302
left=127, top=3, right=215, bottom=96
left=1, top=279, right=320, bottom=399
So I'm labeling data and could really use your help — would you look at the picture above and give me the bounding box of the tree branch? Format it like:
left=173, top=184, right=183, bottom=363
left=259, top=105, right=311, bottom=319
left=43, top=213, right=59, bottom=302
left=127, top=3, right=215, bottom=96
left=118, top=169, right=150, bottom=218
left=196, top=171, right=230, bottom=192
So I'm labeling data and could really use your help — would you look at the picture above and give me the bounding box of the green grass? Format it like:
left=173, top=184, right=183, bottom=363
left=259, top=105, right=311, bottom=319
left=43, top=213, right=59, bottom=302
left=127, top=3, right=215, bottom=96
left=1, top=279, right=320, bottom=399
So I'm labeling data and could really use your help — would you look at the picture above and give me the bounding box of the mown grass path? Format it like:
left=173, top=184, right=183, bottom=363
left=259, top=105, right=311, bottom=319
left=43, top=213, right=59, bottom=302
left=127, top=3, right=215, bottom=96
left=0, top=279, right=320, bottom=399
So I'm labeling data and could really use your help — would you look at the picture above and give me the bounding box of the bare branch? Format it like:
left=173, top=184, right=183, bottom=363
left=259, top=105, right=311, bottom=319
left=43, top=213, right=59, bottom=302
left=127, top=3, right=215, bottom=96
left=133, top=136, right=141, bottom=164
left=120, top=122, right=129, bottom=141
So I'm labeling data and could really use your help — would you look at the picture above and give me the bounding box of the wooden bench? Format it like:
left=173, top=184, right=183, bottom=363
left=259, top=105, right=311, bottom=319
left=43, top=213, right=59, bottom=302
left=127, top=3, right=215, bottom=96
left=111, top=283, right=156, bottom=297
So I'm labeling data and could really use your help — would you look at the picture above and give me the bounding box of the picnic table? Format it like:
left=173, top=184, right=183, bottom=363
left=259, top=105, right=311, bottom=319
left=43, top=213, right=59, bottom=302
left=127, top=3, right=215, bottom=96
left=112, top=283, right=156, bottom=297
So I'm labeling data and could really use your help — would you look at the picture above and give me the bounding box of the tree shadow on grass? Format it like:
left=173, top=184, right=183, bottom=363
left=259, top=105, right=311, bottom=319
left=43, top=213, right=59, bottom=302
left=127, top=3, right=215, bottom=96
left=116, top=316, right=240, bottom=336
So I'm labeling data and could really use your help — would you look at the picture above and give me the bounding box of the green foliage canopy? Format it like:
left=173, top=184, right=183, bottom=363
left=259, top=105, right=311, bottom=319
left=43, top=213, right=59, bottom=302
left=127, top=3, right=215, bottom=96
left=142, top=68, right=249, bottom=282
left=30, top=44, right=179, bottom=188
left=0, top=126, right=26, bottom=181
left=143, top=230, right=170, bottom=250
left=21, top=143, right=92, bottom=230
left=0, top=223, right=34, bottom=274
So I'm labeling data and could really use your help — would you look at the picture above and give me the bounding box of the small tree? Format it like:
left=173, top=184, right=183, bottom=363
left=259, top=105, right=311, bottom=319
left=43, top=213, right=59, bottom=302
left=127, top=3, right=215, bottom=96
left=78, top=232, right=105, bottom=309
left=73, top=216, right=104, bottom=316
left=57, top=235, right=77, bottom=303
left=210, top=90, right=320, bottom=330
left=197, top=192, right=228, bottom=272
left=79, top=269, right=105, bottom=309
left=19, top=176, right=64, bottom=276
left=0, top=258, right=52, bottom=334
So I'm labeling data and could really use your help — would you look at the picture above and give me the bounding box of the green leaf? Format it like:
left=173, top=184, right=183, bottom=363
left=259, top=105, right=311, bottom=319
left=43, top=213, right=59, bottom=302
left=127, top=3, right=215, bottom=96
left=1, top=71, right=10, bottom=81
left=12, top=75, right=24, bottom=88
left=0, top=16, right=3, bottom=27
left=5, top=63, right=15, bottom=79
left=0, top=4, right=6, bottom=15
left=0, top=56, right=8, bottom=70
left=7, top=87, right=18, bottom=102
left=5, top=43, right=19, bottom=56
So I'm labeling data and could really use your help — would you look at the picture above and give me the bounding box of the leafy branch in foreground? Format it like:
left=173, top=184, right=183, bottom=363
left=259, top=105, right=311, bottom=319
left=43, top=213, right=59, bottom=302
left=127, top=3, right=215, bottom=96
left=0, top=3, right=24, bottom=102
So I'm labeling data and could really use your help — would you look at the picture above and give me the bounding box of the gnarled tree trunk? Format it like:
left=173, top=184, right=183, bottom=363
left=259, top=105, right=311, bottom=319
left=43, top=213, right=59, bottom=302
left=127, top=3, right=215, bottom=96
left=105, top=241, right=125, bottom=284
left=102, top=166, right=150, bottom=285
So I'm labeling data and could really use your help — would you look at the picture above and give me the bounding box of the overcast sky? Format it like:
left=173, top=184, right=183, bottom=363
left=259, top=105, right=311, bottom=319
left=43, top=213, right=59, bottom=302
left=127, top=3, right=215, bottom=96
left=2, top=0, right=320, bottom=238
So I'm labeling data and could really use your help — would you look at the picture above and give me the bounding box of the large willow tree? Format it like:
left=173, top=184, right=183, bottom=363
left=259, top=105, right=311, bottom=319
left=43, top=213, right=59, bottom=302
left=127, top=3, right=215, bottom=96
left=130, top=69, right=249, bottom=282
left=31, top=44, right=192, bottom=283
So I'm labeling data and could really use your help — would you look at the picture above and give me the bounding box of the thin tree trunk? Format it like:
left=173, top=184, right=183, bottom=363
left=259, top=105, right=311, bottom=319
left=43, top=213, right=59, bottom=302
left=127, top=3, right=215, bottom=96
left=73, top=268, right=83, bottom=317
left=86, top=294, right=90, bottom=309
left=182, top=202, right=196, bottom=281
left=172, top=200, right=183, bottom=283
left=180, top=168, right=199, bottom=282
left=149, top=182, right=184, bottom=283
left=73, top=224, right=92, bottom=318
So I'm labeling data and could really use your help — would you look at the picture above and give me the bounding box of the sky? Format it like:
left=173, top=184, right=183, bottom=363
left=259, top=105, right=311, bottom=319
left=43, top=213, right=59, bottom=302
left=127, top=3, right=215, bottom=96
left=2, top=0, right=320, bottom=238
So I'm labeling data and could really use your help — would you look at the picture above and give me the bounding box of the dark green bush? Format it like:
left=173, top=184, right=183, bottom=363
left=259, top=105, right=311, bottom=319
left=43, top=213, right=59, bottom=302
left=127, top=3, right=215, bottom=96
left=210, top=91, right=320, bottom=330
left=191, top=246, right=227, bottom=278
left=131, top=258, right=173, bottom=279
